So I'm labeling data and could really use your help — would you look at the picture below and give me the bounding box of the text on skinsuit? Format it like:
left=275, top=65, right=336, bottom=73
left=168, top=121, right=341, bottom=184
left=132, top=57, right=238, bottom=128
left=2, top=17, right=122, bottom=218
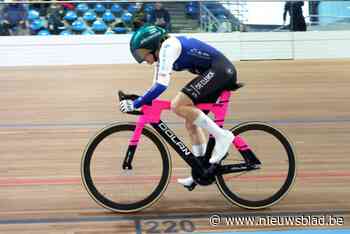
left=194, top=71, right=215, bottom=91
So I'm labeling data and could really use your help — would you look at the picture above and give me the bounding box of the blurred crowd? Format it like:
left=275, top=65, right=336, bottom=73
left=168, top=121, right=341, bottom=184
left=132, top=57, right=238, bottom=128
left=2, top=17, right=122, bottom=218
left=0, top=2, right=172, bottom=36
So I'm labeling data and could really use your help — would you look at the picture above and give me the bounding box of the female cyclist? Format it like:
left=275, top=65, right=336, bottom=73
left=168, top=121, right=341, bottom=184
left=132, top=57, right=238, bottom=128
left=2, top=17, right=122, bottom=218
left=120, top=25, right=238, bottom=189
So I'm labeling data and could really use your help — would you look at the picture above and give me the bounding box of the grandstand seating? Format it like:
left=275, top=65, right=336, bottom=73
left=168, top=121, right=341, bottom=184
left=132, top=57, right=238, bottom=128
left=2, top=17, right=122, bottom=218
left=91, top=20, right=107, bottom=34
left=63, top=11, right=78, bottom=23
left=37, top=29, right=50, bottom=36
left=83, top=10, right=96, bottom=25
left=19, top=2, right=238, bottom=36
left=72, top=19, right=86, bottom=33
left=94, top=4, right=106, bottom=16
left=23, top=3, right=154, bottom=35
left=28, top=9, right=40, bottom=21
left=102, top=10, right=116, bottom=24
left=185, top=2, right=199, bottom=19
left=111, top=4, right=123, bottom=17
left=76, top=3, right=89, bottom=16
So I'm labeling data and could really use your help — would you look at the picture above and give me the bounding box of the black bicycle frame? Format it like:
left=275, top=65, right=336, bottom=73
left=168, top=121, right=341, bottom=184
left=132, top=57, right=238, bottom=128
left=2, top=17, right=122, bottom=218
left=150, top=120, right=260, bottom=176
left=151, top=120, right=207, bottom=175
left=119, top=89, right=260, bottom=176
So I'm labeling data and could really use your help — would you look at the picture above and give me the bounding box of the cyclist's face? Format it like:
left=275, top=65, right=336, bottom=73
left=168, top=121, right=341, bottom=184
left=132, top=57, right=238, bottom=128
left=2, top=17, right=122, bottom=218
left=144, top=52, right=155, bottom=64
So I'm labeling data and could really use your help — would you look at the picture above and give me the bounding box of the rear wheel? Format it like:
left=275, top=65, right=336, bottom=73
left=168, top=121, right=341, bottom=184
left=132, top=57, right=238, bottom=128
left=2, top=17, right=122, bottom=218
left=216, top=122, right=297, bottom=209
left=81, top=122, right=172, bottom=213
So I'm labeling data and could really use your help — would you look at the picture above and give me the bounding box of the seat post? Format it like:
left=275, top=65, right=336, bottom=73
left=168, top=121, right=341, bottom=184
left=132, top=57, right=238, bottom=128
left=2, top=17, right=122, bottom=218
left=213, top=91, right=232, bottom=127
left=219, top=90, right=231, bottom=103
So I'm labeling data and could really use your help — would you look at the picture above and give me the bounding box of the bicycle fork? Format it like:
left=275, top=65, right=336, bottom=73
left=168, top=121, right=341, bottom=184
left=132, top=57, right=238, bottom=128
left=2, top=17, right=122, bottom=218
left=122, top=122, right=145, bottom=170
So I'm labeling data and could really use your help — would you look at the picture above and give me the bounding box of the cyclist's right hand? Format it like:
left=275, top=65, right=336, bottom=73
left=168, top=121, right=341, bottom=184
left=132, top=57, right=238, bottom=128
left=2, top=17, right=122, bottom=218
left=119, top=99, right=135, bottom=113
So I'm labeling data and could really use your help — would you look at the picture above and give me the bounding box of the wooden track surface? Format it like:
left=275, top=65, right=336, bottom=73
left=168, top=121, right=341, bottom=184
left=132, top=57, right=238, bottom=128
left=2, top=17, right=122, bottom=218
left=0, top=59, right=349, bottom=233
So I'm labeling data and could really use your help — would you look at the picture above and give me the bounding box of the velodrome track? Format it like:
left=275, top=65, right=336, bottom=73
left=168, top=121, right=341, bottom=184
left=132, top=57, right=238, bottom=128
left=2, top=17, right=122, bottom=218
left=0, top=59, right=349, bottom=233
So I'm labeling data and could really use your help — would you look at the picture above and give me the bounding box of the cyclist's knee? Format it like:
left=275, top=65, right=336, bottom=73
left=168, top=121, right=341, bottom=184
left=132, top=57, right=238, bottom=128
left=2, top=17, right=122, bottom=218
left=171, top=93, right=193, bottom=116
left=171, top=100, right=182, bottom=116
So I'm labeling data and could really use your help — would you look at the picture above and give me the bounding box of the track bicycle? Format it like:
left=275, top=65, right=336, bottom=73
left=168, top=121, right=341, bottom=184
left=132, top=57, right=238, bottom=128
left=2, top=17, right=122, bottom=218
left=81, top=83, right=297, bottom=213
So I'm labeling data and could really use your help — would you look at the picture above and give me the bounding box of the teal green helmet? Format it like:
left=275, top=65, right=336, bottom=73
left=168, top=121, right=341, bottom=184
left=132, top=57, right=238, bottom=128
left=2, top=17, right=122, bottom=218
left=130, top=25, right=167, bottom=63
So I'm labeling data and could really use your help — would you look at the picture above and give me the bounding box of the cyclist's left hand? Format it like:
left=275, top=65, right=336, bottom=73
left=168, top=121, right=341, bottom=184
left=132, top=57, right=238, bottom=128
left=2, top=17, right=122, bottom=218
left=119, top=99, right=135, bottom=113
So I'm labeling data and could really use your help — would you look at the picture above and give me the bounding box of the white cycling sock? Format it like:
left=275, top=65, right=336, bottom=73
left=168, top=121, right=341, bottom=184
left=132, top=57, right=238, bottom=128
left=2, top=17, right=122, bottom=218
left=200, top=143, right=207, bottom=156
left=193, top=111, right=225, bottom=138
left=194, top=111, right=235, bottom=164
left=178, top=144, right=207, bottom=187
left=192, top=144, right=207, bottom=157
left=192, top=144, right=202, bottom=157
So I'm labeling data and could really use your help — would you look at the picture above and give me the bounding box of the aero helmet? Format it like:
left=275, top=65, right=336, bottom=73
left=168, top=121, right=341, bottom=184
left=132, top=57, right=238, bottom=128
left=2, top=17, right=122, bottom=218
left=130, top=25, right=167, bottom=63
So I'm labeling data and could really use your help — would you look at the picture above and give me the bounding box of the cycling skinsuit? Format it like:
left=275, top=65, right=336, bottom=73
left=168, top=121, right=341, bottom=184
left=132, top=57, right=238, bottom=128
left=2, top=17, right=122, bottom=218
left=133, top=36, right=237, bottom=108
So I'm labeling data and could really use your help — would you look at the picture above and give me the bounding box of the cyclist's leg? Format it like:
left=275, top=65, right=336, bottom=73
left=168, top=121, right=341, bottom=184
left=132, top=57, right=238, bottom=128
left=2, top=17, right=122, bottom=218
left=170, top=92, right=199, bottom=122
left=194, top=57, right=237, bottom=163
left=171, top=93, right=207, bottom=154
left=185, top=120, right=207, bottom=157
left=171, top=93, right=207, bottom=152
left=172, top=71, right=234, bottom=163
left=171, top=92, right=210, bottom=187
left=177, top=119, right=207, bottom=187
left=179, top=68, right=236, bottom=163
left=185, top=120, right=206, bottom=147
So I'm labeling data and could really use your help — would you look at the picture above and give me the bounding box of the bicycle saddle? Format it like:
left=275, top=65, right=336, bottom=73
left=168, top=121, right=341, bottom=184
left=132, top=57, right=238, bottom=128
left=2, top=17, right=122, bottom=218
left=229, top=82, right=245, bottom=91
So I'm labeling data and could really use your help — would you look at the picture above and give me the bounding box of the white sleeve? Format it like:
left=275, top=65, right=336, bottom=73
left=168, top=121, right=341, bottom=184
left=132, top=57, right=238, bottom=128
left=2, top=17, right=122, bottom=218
left=153, top=37, right=182, bottom=87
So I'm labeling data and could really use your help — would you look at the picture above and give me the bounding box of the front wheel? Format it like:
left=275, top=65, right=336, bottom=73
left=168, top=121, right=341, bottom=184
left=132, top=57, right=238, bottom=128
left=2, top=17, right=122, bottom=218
left=81, top=122, right=172, bottom=213
left=216, top=121, right=297, bottom=209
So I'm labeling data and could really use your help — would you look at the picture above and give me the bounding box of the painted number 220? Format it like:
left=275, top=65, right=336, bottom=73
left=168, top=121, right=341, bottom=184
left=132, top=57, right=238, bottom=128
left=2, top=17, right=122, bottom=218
left=144, top=220, right=195, bottom=233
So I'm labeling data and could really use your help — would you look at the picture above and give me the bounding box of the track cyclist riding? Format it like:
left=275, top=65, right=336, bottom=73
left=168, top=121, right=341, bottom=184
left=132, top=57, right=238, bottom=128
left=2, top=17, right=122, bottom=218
left=81, top=25, right=296, bottom=213
left=121, top=25, right=239, bottom=189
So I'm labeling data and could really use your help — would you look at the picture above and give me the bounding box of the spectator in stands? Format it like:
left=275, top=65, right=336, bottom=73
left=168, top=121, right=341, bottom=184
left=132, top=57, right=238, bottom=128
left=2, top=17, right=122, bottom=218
left=59, top=1, right=75, bottom=12
left=309, top=1, right=320, bottom=25
left=133, top=3, right=148, bottom=31
left=283, top=1, right=307, bottom=31
left=31, top=0, right=50, bottom=17
left=1, top=3, right=27, bottom=35
left=0, top=5, right=10, bottom=36
left=150, top=2, right=171, bottom=32
left=47, top=4, right=66, bottom=35
left=112, top=21, right=127, bottom=31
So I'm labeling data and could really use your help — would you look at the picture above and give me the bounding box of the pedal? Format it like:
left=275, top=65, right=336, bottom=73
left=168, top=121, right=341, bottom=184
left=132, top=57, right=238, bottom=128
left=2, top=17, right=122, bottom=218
left=184, top=182, right=197, bottom=191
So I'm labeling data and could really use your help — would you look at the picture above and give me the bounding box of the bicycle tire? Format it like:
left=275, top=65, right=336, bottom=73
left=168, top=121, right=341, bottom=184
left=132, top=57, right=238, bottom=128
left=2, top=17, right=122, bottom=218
left=81, top=122, right=172, bottom=213
left=216, top=121, right=297, bottom=209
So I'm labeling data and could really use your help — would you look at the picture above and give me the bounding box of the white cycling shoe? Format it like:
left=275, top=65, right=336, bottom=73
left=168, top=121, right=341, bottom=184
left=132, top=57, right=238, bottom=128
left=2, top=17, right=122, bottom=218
left=177, top=176, right=195, bottom=187
left=178, top=130, right=234, bottom=189
left=209, top=130, right=234, bottom=164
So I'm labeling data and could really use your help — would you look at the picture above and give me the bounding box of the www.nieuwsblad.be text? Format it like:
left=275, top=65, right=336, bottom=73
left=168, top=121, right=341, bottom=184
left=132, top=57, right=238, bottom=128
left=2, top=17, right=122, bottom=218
left=209, top=214, right=345, bottom=227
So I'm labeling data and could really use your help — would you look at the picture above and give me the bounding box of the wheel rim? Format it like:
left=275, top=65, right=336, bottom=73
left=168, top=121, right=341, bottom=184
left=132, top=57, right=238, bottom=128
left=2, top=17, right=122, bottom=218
left=81, top=123, right=172, bottom=212
left=216, top=122, right=296, bottom=209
